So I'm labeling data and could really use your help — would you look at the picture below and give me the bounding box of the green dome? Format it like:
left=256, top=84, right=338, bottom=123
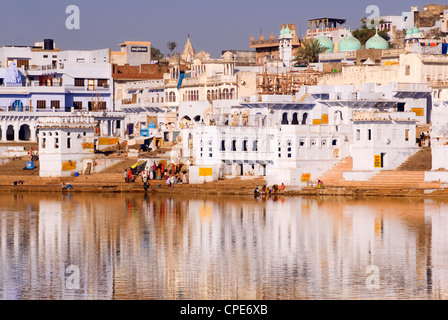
left=316, top=34, right=334, bottom=53
left=338, top=31, right=362, bottom=52
left=413, top=25, right=419, bottom=34
left=284, top=25, right=291, bottom=35
left=365, top=31, right=389, bottom=50
left=280, top=27, right=285, bottom=36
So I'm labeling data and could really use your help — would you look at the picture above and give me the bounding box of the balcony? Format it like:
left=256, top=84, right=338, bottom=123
left=0, top=106, right=32, bottom=112
left=26, top=64, right=60, bottom=71
left=0, top=105, right=70, bottom=113
left=65, top=85, right=111, bottom=92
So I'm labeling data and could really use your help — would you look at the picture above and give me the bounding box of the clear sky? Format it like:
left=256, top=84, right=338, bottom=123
left=0, top=0, right=435, bottom=57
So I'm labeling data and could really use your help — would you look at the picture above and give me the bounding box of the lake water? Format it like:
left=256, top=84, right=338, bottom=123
left=0, top=192, right=447, bottom=300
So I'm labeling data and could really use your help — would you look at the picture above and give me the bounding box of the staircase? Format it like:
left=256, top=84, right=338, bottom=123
left=396, top=148, right=432, bottom=171
left=355, top=171, right=441, bottom=189
left=298, top=93, right=309, bottom=102
left=317, top=153, right=442, bottom=190
left=318, top=157, right=353, bottom=186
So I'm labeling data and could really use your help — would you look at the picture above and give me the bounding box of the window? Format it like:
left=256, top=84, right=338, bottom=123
left=243, top=140, right=248, bottom=152
left=168, top=91, right=176, bottom=102
left=88, top=79, right=95, bottom=91
left=221, top=140, right=226, bottom=151
left=98, top=79, right=108, bottom=87
left=43, top=55, right=48, bottom=58
left=287, top=140, right=292, bottom=158
left=223, top=88, right=230, bottom=100
left=75, top=78, right=85, bottom=87
left=73, top=101, right=83, bottom=110
left=405, top=65, right=411, bottom=76
left=405, top=129, right=409, bottom=141
left=67, top=138, right=71, bottom=149
left=51, top=100, right=60, bottom=109
left=232, top=140, right=237, bottom=151
left=17, top=59, right=29, bottom=69
left=252, top=140, right=258, bottom=152
left=55, top=138, right=59, bottom=149
left=368, top=129, right=372, bottom=141
left=42, top=138, right=46, bottom=149
left=37, top=100, right=46, bottom=109
left=230, top=88, right=235, bottom=99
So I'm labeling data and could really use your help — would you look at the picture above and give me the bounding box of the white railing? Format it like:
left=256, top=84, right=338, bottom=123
left=66, top=85, right=110, bottom=92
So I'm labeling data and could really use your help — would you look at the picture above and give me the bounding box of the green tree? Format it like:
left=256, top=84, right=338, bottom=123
left=292, top=38, right=328, bottom=66
left=151, top=47, right=164, bottom=61
left=166, top=41, right=177, bottom=56
left=352, top=19, right=390, bottom=46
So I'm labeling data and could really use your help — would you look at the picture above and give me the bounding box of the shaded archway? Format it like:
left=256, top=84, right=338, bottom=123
left=6, top=125, right=14, bottom=141
left=193, top=115, right=201, bottom=122
left=292, top=113, right=299, bottom=125
left=281, top=112, right=289, bottom=125
left=19, top=124, right=31, bottom=141
left=181, top=116, right=192, bottom=127
left=302, top=113, right=309, bottom=125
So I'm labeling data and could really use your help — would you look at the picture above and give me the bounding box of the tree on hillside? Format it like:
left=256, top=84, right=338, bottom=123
left=292, top=38, right=328, bottom=66
left=352, top=19, right=390, bottom=46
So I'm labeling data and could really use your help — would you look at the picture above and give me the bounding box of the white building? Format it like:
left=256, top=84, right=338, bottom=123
left=38, top=116, right=96, bottom=177
left=0, top=42, right=113, bottom=112
left=185, top=80, right=432, bottom=186
left=0, top=40, right=124, bottom=144
left=350, top=111, right=418, bottom=172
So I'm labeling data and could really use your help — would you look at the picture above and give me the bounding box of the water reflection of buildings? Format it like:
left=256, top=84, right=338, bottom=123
left=1, top=194, right=448, bottom=299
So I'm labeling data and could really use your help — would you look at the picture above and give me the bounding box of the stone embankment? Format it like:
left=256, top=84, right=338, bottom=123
left=1, top=151, right=447, bottom=198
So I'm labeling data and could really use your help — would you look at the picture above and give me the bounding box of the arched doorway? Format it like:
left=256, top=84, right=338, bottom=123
left=6, top=125, right=14, bottom=141
left=302, top=113, right=308, bottom=125
left=292, top=113, right=299, bottom=125
left=281, top=112, right=289, bottom=125
left=19, top=124, right=31, bottom=141
left=334, top=110, right=343, bottom=125
left=194, top=115, right=201, bottom=122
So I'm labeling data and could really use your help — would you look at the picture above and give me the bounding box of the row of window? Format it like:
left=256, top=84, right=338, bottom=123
left=183, top=90, right=199, bottom=101
left=35, top=101, right=107, bottom=110
left=207, top=88, right=235, bottom=101
left=166, top=91, right=177, bottom=103
left=74, top=79, right=109, bottom=88
left=218, top=139, right=259, bottom=152
left=165, top=88, right=236, bottom=103
left=202, top=138, right=339, bottom=153
left=41, top=131, right=88, bottom=149
left=355, top=128, right=410, bottom=142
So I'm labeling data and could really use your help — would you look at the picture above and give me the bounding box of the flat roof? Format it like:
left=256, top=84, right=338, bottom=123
left=308, top=18, right=347, bottom=23
left=119, top=41, right=152, bottom=47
